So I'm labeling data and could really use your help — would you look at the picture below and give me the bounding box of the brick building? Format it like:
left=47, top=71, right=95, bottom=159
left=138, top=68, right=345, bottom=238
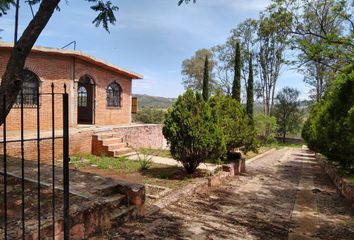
left=0, top=43, right=166, bottom=160
left=0, top=43, right=143, bottom=131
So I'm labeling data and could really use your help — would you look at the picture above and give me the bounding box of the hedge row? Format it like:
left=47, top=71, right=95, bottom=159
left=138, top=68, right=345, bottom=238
left=302, top=64, right=354, bottom=169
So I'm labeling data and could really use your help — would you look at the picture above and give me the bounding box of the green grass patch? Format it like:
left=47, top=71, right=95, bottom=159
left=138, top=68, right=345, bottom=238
left=70, top=154, right=208, bottom=189
left=139, top=148, right=172, bottom=158
left=71, top=154, right=144, bottom=173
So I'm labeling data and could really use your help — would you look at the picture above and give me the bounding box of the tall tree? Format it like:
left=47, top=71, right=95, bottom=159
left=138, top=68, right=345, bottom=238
left=246, top=53, right=254, bottom=118
left=270, top=0, right=353, bottom=102
left=202, top=56, right=209, bottom=100
left=274, top=87, right=302, bottom=143
left=257, top=9, right=290, bottom=116
left=212, top=18, right=258, bottom=96
left=232, top=42, right=241, bottom=102
left=181, top=49, right=216, bottom=92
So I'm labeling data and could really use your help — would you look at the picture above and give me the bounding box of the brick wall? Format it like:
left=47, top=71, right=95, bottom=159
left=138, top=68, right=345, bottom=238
left=0, top=124, right=166, bottom=162
left=0, top=48, right=133, bottom=131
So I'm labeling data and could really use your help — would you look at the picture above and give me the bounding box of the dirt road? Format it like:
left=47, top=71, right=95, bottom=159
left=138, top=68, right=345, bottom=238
left=93, top=148, right=354, bottom=240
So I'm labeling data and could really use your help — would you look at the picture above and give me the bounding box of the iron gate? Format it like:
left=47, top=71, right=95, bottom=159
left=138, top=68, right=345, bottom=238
left=1, top=83, right=70, bottom=239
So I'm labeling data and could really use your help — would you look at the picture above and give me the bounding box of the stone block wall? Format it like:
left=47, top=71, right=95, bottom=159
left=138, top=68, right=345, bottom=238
left=111, top=124, right=166, bottom=150
left=316, top=154, right=354, bottom=202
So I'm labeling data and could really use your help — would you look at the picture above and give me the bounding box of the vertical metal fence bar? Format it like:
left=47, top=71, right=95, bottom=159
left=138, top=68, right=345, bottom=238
left=63, top=85, right=70, bottom=240
left=3, top=95, right=7, bottom=240
left=37, top=91, right=41, bottom=239
left=51, top=83, right=56, bottom=239
left=14, top=0, right=20, bottom=43
left=20, top=87, right=25, bottom=239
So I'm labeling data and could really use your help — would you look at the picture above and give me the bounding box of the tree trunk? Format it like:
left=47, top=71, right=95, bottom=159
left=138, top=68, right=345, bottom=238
left=0, top=0, right=60, bottom=125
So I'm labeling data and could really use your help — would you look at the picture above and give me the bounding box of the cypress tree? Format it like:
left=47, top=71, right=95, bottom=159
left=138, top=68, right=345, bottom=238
left=247, top=53, right=254, bottom=118
left=202, top=56, right=209, bottom=101
left=232, top=42, right=241, bottom=102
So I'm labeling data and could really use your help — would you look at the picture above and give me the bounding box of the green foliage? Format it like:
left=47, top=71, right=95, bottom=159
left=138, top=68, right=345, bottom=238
left=0, top=0, right=119, bottom=32
left=246, top=53, right=254, bottom=118
left=178, top=0, right=196, bottom=5
left=163, top=89, right=226, bottom=174
left=202, top=56, right=210, bottom=100
left=133, top=94, right=175, bottom=109
left=0, top=0, right=14, bottom=17
left=181, top=49, right=217, bottom=93
left=274, top=87, right=303, bottom=142
left=136, top=150, right=153, bottom=171
left=89, top=0, right=119, bottom=33
left=209, top=93, right=257, bottom=153
left=232, top=42, right=241, bottom=102
left=133, top=108, right=165, bottom=124
left=254, top=113, right=278, bottom=144
left=70, top=154, right=141, bottom=172
left=302, top=64, right=354, bottom=169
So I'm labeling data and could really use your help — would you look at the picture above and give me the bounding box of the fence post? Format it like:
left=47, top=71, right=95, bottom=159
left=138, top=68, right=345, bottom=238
left=63, top=85, right=70, bottom=239
left=3, top=94, right=7, bottom=240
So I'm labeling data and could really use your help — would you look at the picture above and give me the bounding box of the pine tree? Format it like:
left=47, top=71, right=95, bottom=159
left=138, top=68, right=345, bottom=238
left=232, top=42, right=241, bottom=102
left=202, top=56, right=209, bottom=101
left=246, top=53, right=254, bottom=118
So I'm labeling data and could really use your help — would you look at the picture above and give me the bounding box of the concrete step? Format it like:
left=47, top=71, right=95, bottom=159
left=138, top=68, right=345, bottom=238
left=97, top=132, right=123, bottom=141
left=114, top=148, right=135, bottom=157
left=107, top=142, right=128, bottom=151
left=110, top=205, right=137, bottom=226
left=104, top=194, right=126, bottom=207
left=102, top=137, right=124, bottom=146
left=119, top=152, right=138, bottom=158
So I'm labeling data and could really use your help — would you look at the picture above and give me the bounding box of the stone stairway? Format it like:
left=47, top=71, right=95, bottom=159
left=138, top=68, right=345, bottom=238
left=92, top=131, right=135, bottom=157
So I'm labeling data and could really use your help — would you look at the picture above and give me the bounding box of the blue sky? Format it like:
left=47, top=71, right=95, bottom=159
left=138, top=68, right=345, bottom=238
left=0, top=0, right=309, bottom=99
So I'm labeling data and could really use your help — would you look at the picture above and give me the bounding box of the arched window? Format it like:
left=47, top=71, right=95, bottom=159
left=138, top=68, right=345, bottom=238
left=15, top=70, right=40, bottom=106
left=78, top=86, right=88, bottom=107
left=106, top=82, right=122, bottom=107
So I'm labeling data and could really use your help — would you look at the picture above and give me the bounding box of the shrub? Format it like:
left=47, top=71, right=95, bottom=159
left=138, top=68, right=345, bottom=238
left=136, top=151, right=153, bottom=171
left=209, top=93, right=257, bottom=154
left=254, top=113, right=277, bottom=144
left=163, top=89, right=226, bottom=174
left=302, top=64, right=354, bottom=169
left=133, top=108, right=165, bottom=124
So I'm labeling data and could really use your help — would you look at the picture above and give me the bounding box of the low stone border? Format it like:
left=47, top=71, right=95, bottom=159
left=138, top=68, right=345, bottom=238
left=145, top=161, right=242, bottom=216
left=145, top=149, right=278, bottom=216
left=316, top=153, right=354, bottom=202
left=247, top=148, right=276, bottom=164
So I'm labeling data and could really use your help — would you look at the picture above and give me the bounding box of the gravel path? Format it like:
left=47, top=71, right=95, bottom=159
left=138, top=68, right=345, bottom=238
left=91, top=148, right=354, bottom=240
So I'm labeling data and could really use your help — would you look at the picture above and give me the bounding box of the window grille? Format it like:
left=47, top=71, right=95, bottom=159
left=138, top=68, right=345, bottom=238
left=78, top=86, right=88, bottom=107
left=106, top=82, right=122, bottom=107
left=15, top=70, right=39, bottom=106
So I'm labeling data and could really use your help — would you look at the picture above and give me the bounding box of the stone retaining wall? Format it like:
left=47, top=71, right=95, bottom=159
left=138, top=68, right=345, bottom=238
left=316, top=154, right=354, bottom=202
left=111, top=124, right=166, bottom=149
left=0, top=124, right=166, bottom=162
left=146, top=159, right=245, bottom=216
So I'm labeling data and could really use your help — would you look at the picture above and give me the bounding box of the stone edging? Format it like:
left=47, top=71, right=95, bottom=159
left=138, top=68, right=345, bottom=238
left=145, top=149, right=277, bottom=216
left=145, top=170, right=230, bottom=216
left=247, top=148, right=276, bottom=164
left=316, top=153, right=354, bottom=202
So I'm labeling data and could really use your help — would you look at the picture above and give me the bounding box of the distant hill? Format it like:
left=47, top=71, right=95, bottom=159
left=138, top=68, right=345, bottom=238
left=133, top=94, right=176, bottom=109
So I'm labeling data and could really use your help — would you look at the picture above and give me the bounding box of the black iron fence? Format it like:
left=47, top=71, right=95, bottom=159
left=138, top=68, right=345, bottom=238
left=1, top=83, right=70, bottom=239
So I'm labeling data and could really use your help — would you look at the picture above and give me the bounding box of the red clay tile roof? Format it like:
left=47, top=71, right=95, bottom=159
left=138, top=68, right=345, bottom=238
left=0, top=42, right=143, bottom=80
